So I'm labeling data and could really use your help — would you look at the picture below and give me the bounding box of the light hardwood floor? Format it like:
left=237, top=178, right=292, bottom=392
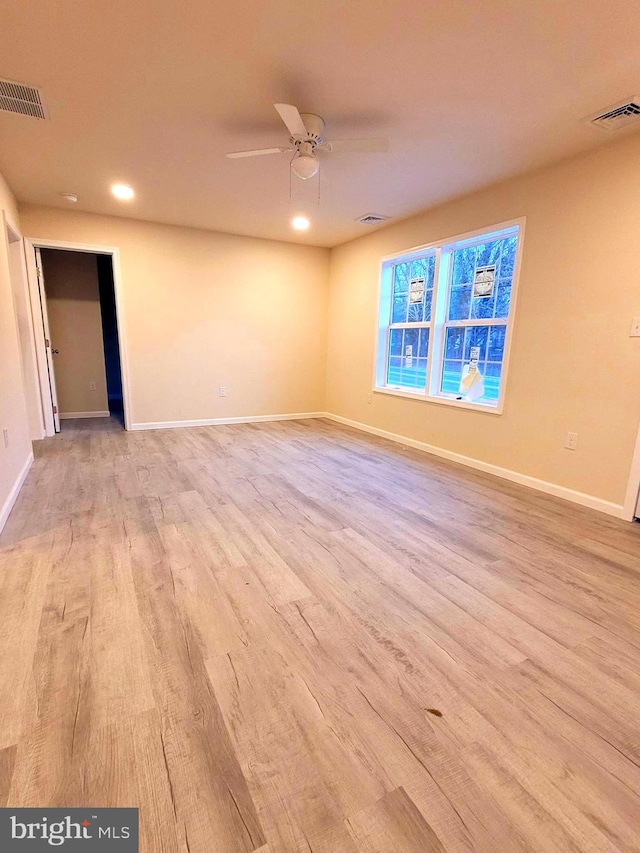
left=1, top=416, right=640, bottom=852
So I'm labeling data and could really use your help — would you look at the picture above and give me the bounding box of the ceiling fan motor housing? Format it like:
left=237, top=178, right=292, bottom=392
left=291, top=113, right=325, bottom=147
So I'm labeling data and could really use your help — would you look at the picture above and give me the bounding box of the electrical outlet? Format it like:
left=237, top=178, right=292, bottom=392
left=219, top=385, right=227, bottom=397
left=89, top=381, right=96, bottom=391
left=630, top=317, right=640, bottom=337
left=367, top=392, right=372, bottom=404
left=565, top=431, right=578, bottom=451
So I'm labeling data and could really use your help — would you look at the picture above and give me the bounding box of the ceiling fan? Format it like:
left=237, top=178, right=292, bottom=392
left=226, top=103, right=389, bottom=180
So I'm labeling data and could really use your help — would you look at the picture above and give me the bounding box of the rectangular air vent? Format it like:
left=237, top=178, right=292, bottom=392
left=357, top=213, right=390, bottom=225
left=0, top=79, right=48, bottom=119
left=587, top=98, right=640, bottom=132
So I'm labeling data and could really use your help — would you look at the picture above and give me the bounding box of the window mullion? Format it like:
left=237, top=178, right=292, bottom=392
left=428, top=246, right=449, bottom=397
left=444, top=318, right=507, bottom=328
left=389, top=322, right=431, bottom=330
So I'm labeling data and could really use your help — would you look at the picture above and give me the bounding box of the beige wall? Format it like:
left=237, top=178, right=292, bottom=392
left=15, top=133, right=640, bottom=510
left=20, top=208, right=330, bottom=426
left=0, top=170, right=32, bottom=529
left=41, top=249, right=109, bottom=416
left=326, top=133, right=640, bottom=507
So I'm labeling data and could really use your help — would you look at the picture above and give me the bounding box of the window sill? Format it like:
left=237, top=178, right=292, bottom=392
left=373, top=385, right=503, bottom=415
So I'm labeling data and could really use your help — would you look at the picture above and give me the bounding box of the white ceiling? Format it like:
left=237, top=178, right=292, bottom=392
left=1, top=0, right=640, bottom=247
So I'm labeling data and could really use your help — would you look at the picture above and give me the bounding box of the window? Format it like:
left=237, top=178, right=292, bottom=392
left=375, top=221, right=523, bottom=412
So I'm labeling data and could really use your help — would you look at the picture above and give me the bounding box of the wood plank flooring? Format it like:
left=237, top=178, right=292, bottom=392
left=1, top=416, right=640, bottom=851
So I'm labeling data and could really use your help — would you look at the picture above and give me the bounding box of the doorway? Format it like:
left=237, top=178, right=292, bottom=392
left=26, top=241, right=130, bottom=433
left=96, top=254, right=124, bottom=423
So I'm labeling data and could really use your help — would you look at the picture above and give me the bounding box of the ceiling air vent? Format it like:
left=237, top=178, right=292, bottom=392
left=357, top=213, right=390, bottom=225
left=587, top=98, right=640, bottom=132
left=0, top=78, right=48, bottom=119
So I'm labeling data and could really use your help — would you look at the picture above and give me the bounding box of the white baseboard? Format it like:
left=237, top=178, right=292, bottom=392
left=124, top=407, right=627, bottom=519
left=60, top=411, right=110, bottom=419
left=322, top=413, right=627, bottom=520
left=0, top=452, right=34, bottom=534
left=130, top=412, right=325, bottom=431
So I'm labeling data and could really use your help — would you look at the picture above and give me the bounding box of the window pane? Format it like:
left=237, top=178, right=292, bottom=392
left=476, top=239, right=503, bottom=269
left=423, top=289, right=433, bottom=322
left=392, top=254, right=436, bottom=323
left=418, top=327, right=429, bottom=358
left=388, top=250, right=437, bottom=329
left=484, top=362, right=503, bottom=402
left=426, top=255, right=436, bottom=286
left=499, top=236, right=517, bottom=279
left=407, top=300, right=423, bottom=322
left=387, top=328, right=429, bottom=390
left=392, top=292, right=408, bottom=323
left=464, top=325, right=489, bottom=361
left=393, top=262, right=410, bottom=293
left=389, top=327, right=403, bottom=356
left=471, top=289, right=496, bottom=319
left=387, top=328, right=403, bottom=386
left=442, top=359, right=463, bottom=395
left=450, top=235, right=517, bottom=322
left=488, top=326, right=506, bottom=361
left=495, top=281, right=511, bottom=318
left=445, top=327, right=464, bottom=359
left=448, top=285, right=472, bottom=321
left=452, top=246, right=475, bottom=285
left=410, top=257, right=428, bottom=281
left=404, top=327, right=419, bottom=361
left=440, top=324, right=505, bottom=405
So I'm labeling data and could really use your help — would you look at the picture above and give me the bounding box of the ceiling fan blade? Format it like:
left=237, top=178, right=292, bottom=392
left=321, top=138, right=390, bottom=154
left=226, top=147, right=292, bottom=159
left=274, top=103, right=308, bottom=138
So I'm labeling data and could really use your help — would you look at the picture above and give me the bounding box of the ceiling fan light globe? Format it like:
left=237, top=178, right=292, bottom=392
left=291, top=153, right=319, bottom=180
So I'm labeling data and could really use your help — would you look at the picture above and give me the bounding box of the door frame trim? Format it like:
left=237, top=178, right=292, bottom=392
left=34, top=246, right=61, bottom=433
left=24, top=238, right=132, bottom=433
left=3, top=214, right=47, bottom=439
left=623, top=418, right=640, bottom=521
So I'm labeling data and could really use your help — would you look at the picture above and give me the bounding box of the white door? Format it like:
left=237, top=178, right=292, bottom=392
left=34, top=248, right=60, bottom=433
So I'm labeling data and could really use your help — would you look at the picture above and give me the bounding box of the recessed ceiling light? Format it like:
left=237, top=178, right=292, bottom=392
left=111, top=184, right=134, bottom=200
left=60, top=192, right=78, bottom=203
left=292, top=215, right=310, bottom=231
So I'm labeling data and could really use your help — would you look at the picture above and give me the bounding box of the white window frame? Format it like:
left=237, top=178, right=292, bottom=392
left=373, top=217, right=525, bottom=415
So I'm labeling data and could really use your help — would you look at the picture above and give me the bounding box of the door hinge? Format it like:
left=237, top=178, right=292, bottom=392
left=45, top=338, right=50, bottom=348
left=53, top=405, right=58, bottom=414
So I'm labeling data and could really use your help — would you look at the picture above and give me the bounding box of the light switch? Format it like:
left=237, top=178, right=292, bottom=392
left=630, top=317, right=640, bottom=337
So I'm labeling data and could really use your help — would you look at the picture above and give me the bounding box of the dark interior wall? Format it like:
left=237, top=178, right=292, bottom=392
left=96, top=254, right=123, bottom=413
